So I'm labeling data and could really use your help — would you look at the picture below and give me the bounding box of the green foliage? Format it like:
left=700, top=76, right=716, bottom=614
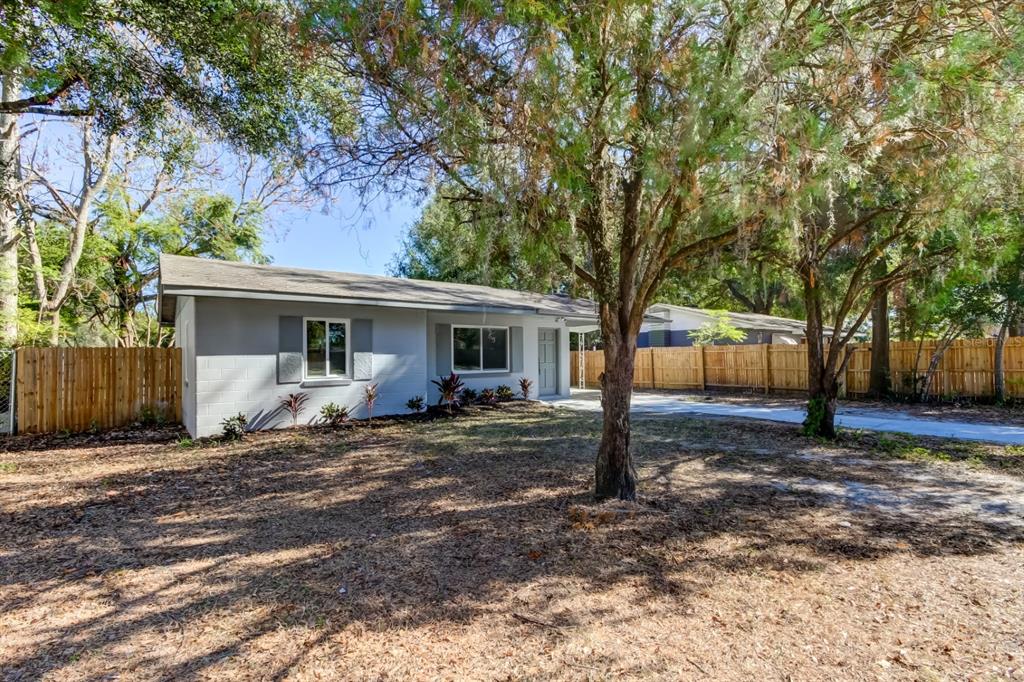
left=320, top=402, right=350, bottom=427
left=87, top=181, right=270, bottom=346
left=137, top=402, right=171, bottom=426
left=220, top=413, right=247, bottom=440
left=803, top=398, right=827, bottom=438
left=406, top=395, right=425, bottom=412
left=1, top=0, right=351, bottom=152
left=688, top=311, right=747, bottom=346
left=389, top=189, right=569, bottom=293
left=459, top=387, right=478, bottom=404
left=495, top=385, right=514, bottom=402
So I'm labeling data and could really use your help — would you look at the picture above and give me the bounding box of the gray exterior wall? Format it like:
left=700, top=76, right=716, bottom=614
left=189, top=297, right=428, bottom=437
left=175, top=296, right=197, bottom=437
left=177, top=296, right=574, bottom=437
left=425, top=311, right=571, bottom=402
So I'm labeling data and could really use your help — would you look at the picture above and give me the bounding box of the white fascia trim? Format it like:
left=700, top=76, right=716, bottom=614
left=162, top=286, right=543, bottom=315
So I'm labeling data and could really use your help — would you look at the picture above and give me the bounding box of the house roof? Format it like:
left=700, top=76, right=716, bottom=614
left=647, top=303, right=831, bottom=336
left=158, top=254, right=600, bottom=324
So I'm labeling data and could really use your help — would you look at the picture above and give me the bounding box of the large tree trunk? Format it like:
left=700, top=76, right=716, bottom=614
left=868, top=260, right=891, bottom=398
left=995, top=319, right=1009, bottom=403
left=803, top=272, right=839, bottom=438
left=594, top=325, right=638, bottom=501
left=0, top=75, right=21, bottom=347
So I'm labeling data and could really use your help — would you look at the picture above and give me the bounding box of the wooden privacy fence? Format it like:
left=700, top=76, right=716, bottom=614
left=571, top=337, right=1024, bottom=399
left=16, top=347, right=182, bottom=434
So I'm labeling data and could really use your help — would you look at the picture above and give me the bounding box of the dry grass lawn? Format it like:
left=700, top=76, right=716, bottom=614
left=1, top=403, right=1023, bottom=681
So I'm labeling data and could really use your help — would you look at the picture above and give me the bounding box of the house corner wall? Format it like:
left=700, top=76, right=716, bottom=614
left=175, top=296, right=198, bottom=437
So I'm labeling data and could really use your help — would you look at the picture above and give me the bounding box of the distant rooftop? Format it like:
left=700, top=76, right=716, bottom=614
left=648, top=303, right=829, bottom=335
left=158, top=254, right=600, bottom=323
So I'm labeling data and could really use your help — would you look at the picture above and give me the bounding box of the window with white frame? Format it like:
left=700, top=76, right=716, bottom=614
left=453, top=325, right=509, bottom=372
left=304, top=318, right=348, bottom=378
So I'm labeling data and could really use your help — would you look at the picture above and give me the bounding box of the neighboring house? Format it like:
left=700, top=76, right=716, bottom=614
left=639, top=303, right=828, bottom=347
left=159, top=254, right=599, bottom=437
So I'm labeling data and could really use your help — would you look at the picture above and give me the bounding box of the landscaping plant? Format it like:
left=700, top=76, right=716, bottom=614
left=364, top=383, right=379, bottom=424
left=320, top=402, right=350, bottom=427
left=495, top=385, right=514, bottom=402
left=221, top=413, right=247, bottom=440
left=459, top=387, right=478, bottom=404
left=518, top=377, right=533, bottom=401
left=479, top=388, right=497, bottom=405
left=406, top=396, right=424, bottom=413
left=431, top=372, right=465, bottom=414
left=279, top=392, right=309, bottom=427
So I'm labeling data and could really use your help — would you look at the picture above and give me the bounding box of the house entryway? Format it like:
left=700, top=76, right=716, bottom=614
left=538, top=328, right=558, bottom=396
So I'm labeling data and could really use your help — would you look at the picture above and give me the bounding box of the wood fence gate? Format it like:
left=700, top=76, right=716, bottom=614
left=15, top=347, right=182, bottom=434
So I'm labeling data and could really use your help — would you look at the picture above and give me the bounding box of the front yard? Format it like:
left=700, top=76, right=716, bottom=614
left=2, top=404, right=1023, bottom=680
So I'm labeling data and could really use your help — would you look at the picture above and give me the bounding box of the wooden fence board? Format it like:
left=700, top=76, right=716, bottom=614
left=14, top=347, right=182, bottom=434
left=571, top=337, right=1024, bottom=399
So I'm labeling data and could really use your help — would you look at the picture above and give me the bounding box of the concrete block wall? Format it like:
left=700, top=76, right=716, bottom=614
left=190, top=297, right=428, bottom=437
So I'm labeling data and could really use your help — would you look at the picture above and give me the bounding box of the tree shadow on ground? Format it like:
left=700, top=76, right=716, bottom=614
left=1, top=403, right=1021, bottom=679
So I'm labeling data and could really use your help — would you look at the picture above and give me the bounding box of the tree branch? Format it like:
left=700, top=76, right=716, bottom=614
left=0, top=75, right=83, bottom=113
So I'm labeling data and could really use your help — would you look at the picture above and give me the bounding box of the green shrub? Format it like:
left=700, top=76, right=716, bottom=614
left=138, top=402, right=171, bottom=426
left=495, top=385, right=514, bottom=402
left=406, top=395, right=425, bottom=412
left=320, top=402, right=350, bottom=427
left=221, top=413, right=248, bottom=440
left=460, top=387, right=478, bottom=403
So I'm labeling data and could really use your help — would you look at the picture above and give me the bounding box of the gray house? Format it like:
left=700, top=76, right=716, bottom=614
left=158, top=255, right=598, bottom=437
left=639, top=303, right=828, bottom=347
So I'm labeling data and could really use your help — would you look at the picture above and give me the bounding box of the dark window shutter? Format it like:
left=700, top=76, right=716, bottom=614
left=352, top=319, right=373, bottom=380
left=435, top=323, right=452, bottom=376
left=278, top=316, right=303, bottom=384
left=510, top=326, right=524, bottom=373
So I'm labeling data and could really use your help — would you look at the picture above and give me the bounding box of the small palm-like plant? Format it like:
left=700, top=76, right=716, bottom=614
left=320, top=402, right=350, bottom=427
left=364, top=383, right=379, bottom=425
left=519, top=377, right=534, bottom=400
left=221, top=413, right=247, bottom=440
left=279, top=392, right=309, bottom=427
left=460, top=387, right=478, bottom=404
left=495, top=384, right=514, bottom=402
left=431, top=372, right=465, bottom=414
left=479, top=387, right=497, bottom=405
left=406, top=395, right=425, bottom=412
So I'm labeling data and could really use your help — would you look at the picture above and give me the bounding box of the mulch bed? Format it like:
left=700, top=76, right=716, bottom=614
left=1, top=403, right=1022, bottom=680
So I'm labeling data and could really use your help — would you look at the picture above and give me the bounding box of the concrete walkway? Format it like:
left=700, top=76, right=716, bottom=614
left=546, top=391, right=1024, bottom=445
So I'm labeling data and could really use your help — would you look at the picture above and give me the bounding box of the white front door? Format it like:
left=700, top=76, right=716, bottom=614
left=538, top=328, right=558, bottom=395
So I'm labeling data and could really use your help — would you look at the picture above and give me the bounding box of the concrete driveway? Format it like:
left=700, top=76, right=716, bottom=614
left=547, top=390, right=1024, bottom=446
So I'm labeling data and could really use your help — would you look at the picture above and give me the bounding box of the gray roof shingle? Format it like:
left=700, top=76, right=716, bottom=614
left=159, top=254, right=599, bottom=322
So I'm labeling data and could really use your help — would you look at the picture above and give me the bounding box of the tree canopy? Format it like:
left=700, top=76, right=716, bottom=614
left=305, top=0, right=1024, bottom=497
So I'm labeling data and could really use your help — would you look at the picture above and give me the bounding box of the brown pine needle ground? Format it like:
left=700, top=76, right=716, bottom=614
left=1, top=403, right=1022, bottom=680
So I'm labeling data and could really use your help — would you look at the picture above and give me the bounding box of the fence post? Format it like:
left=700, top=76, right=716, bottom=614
left=650, top=347, right=658, bottom=389
left=698, top=345, right=706, bottom=391
left=762, top=343, right=770, bottom=394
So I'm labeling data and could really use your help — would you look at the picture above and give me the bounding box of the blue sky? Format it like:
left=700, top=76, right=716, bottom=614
left=264, top=189, right=421, bottom=275
left=28, top=120, right=424, bottom=276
